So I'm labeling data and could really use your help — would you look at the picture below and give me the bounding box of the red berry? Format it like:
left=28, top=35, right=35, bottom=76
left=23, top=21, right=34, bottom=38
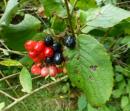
left=49, top=65, right=57, bottom=77
left=32, top=57, right=41, bottom=63
left=24, top=40, right=36, bottom=51
left=35, top=62, right=42, bottom=67
left=41, top=67, right=49, bottom=77
left=38, top=52, right=46, bottom=60
left=44, top=47, right=54, bottom=57
left=57, top=68, right=63, bottom=74
left=28, top=51, right=38, bottom=58
left=34, top=41, right=45, bottom=52
left=31, top=64, right=41, bottom=75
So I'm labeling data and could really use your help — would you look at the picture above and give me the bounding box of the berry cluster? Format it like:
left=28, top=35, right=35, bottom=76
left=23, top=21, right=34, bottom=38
left=24, top=35, right=76, bottom=77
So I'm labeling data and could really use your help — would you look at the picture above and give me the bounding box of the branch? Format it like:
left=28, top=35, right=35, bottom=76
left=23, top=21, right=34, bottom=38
left=3, top=75, right=68, bottom=111
left=71, top=0, right=78, bottom=15
left=0, top=90, right=16, bottom=101
left=64, top=0, right=75, bottom=36
left=0, top=48, right=25, bottom=56
left=0, top=72, right=19, bottom=82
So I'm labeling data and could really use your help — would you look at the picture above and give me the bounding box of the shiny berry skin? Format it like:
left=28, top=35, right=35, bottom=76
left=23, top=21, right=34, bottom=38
left=24, top=40, right=36, bottom=51
left=49, top=65, right=57, bottom=77
left=53, top=42, right=62, bottom=52
left=64, top=35, right=76, bottom=49
left=31, top=64, right=41, bottom=75
left=34, top=41, right=45, bottom=52
left=44, top=47, right=54, bottom=57
left=45, top=57, right=53, bottom=64
left=44, top=35, right=53, bottom=46
left=28, top=51, right=38, bottom=58
left=41, top=67, right=49, bottom=77
left=53, top=53, right=63, bottom=65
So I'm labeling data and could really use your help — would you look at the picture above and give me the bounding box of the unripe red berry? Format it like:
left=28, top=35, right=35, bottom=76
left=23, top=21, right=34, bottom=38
left=49, top=65, right=57, bottom=77
left=31, top=64, right=41, bottom=75
left=24, top=40, right=36, bottom=51
left=41, top=67, right=49, bottom=77
left=44, top=47, right=54, bottom=57
left=34, top=41, right=45, bottom=52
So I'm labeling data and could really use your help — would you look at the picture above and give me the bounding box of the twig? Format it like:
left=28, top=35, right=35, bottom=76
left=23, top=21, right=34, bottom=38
left=64, top=0, right=75, bottom=36
left=0, top=72, right=19, bottom=82
left=0, top=90, right=16, bottom=101
left=0, top=48, right=25, bottom=56
left=71, top=0, right=78, bottom=15
left=3, top=75, right=68, bottom=111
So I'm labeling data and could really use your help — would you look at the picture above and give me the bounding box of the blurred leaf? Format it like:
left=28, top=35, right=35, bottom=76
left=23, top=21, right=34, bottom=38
left=70, top=0, right=96, bottom=10
left=39, top=0, right=66, bottom=16
left=0, top=59, right=22, bottom=66
left=81, top=4, right=130, bottom=33
left=87, top=104, right=110, bottom=111
left=78, top=95, right=87, bottom=111
left=19, top=56, right=33, bottom=67
left=121, top=96, right=129, bottom=108
left=0, top=0, right=18, bottom=25
left=0, top=14, right=41, bottom=51
left=51, top=16, right=67, bottom=34
left=0, top=102, right=5, bottom=111
left=121, top=36, right=130, bottom=48
left=65, top=34, right=113, bottom=106
left=20, top=67, right=32, bottom=93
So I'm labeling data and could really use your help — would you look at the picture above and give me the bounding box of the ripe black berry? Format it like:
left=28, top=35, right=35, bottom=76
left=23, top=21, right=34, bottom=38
left=44, top=35, right=53, bottom=46
left=53, top=42, right=62, bottom=52
left=53, top=53, right=63, bottom=65
left=64, top=35, right=76, bottom=49
left=45, top=57, right=53, bottom=64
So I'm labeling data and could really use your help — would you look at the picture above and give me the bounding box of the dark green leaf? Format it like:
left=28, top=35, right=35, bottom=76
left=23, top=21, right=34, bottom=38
left=51, top=16, right=67, bottom=34
left=0, top=14, right=41, bottom=51
left=39, top=0, right=66, bottom=16
left=65, top=34, right=113, bottom=106
left=70, top=0, right=96, bottom=10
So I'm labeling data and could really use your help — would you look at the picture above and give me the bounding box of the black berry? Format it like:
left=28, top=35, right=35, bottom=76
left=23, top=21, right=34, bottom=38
left=44, top=35, right=53, bottom=46
left=53, top=53, right=63, bottom=65
left=64, top=35, right=76, bottom=49
left=45, top=57, right=53, bottom=64
left=53, top=42, right=62, bottom=52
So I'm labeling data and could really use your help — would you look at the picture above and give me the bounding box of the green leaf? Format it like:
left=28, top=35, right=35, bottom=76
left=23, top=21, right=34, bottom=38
left=81, top=4, right=130, bottom=32
left=121, top=36, right=130, bottom=48
left=88, top=104, right=110, bottom=111
left=51, top=16, right=67, bottom=34
left=0, top=0, right=18, bottom=25
left=39, top=0, right=66, bottom=16
left=0, top=59, right=22, bottom=66
left=121, top=96, right=129, bottom=108
left=20, top=67, right=32, bottom=93
left=0, top=14, right=41, bottom=51
left=0, top=102, right=5, bottom=111
left=65, top=34, right=113, bottom=106
left=70, top=0, right=96, bottom=10
left=78, top=95, right=87, bottom=111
